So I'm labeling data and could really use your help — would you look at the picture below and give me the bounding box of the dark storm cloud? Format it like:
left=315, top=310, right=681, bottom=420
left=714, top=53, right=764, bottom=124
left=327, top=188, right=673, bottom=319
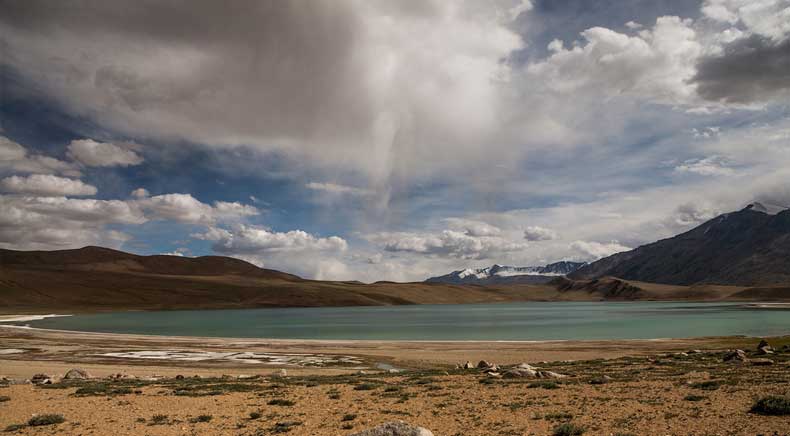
left=694, top=35, right=790, bottom=104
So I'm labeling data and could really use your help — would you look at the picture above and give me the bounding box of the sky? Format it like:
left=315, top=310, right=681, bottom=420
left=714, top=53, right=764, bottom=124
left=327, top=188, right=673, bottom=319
left=1, top=0, right=789, bottom=282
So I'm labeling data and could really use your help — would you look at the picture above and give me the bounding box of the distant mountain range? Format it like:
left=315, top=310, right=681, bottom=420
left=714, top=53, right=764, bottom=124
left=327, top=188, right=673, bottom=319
left=570, top=203, right=790, bottom=286
left=426, top=261, right=586, bottom=285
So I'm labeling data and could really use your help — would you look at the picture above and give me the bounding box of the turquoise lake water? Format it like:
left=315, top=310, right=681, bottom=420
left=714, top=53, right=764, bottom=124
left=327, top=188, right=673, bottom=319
left=18, top=302, right=790, bottom=341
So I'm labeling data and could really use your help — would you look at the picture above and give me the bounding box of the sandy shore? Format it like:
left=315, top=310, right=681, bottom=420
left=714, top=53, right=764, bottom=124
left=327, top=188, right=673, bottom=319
left=1, top=322, right=785, bottom=378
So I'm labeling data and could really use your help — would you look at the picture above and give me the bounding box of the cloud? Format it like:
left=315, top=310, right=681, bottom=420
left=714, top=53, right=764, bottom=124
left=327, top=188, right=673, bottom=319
left=0, top=195, right=144, bottom=250
left=443, top=218, right=503, bottom=237
left=193, top=224, right=348, bottom=279
left=368, top=228, right=527, bottom=260
left=527, top=16, right=702, bottom=105
left=674, top=155, right=734, bottom=176
left=305, top=182, right=371, bottom=197
left=701, top=0, right=790, bottom=42
left=0, top=174, right=97, bottom=196
left=523, top=225, right=559, bottom=241
left=138, top=194, right=259, bottom=225
left=0, top=0, right=525, bottom=184
left=569, top=240, right=631, bottom=260
left=0, top=136, right=80, bottom=177
left=667, top=202, right=720, bottom=227
left=693, top=36, right=790, bottom=103
left=130, top=188, right=149, bottom=198
left=67, top=139, right=143, bottom=167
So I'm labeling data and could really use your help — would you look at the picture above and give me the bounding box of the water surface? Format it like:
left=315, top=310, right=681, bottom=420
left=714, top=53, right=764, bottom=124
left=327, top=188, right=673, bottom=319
left=20, top=302, right=790, bottom=341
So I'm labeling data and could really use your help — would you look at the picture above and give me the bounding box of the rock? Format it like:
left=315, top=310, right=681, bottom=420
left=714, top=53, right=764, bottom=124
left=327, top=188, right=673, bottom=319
left=514, top=363, right=537, bottom=371
left=63, top=368, right=91, bottom=380
left=387, top=369, right=401, bottom=374
left=480, top=365, right=499, bottom=373
left=751, top=358, right=774, bottom=366
left=503, top=368, right=537, bottom=378
left=687, top=349, right=702, bottom=355
left=756, top=339, right=775, bottom=355
left=462, top=361, right=474, bottom=370
left=175, top=374, right=185, bottom=380
left=537, top=371, right=568, bottom=379
left=30, top=373, right=52, bottom=385
left=350, top=421, right=434, bottom=436
left=723, top=349, right=748, bottom=363
left=272, top=369, right=287, bottom=378
left=476, top=360, right=491, bottom=369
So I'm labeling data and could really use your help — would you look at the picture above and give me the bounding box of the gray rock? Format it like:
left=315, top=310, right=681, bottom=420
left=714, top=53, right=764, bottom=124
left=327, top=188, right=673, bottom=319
left=63, top=368, right=90, bottom=380
left=723, top=349, right=748, bottom=363
left=462, top=361, right=474, bottom=370
left=477, top=360, right=491, bottom=369
left=751, top=358, right=774, bottom=366
left=503, top=367, right=538, bottom=378
left=350, top=421, right=433, bottom=436
left=272, top=369, right=288, bottom=378
left=30, top=373, right=52, bottom=385
left=537, top=370, right=568, bottom=379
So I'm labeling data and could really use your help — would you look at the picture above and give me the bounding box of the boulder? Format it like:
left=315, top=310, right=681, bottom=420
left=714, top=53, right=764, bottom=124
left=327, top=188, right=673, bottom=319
left=63, top=368, right=90, bottom=380
left=462, top=361, right=474, bottom=370
left=480, top=365, right=499, bottom=373
left=476, top=360, right=491, bottom=369
left=350, top=421, right=433, bottom=436
left=723, top=349, right=748, bottom=363
left=272, top=369, right=287, bottom=378
left=687, top=349, right=702, bottom=355
left=756, top=339, right=775, bottom=355
left=537, top=371, right=568, bottom=379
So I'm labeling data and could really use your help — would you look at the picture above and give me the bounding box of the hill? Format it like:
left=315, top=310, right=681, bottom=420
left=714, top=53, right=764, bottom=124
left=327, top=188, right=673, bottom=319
left=0, top=246, right=561, bottom=312
left=570, top=205, right=790, bottom=286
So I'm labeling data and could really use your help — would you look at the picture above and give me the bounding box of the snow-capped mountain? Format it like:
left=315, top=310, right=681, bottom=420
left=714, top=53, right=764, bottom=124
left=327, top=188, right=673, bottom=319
left=426, top=261, right=586, bottom=285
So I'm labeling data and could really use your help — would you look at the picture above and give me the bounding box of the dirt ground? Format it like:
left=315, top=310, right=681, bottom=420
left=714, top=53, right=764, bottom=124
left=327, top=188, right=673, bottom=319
left=1, top=327, right=789, bottom=435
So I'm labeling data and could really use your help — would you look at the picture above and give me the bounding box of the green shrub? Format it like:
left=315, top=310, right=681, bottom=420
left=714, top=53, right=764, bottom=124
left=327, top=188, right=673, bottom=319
left=684, top=394, right=706, bottom=402
left=353, top=383, right=377, bottom=391
left=150, top=414, right=168, bottom=425
left=750, top=396, right=790, bottom=416
left=192, top=414, right=212, bottom=423
left=342, top=413, right=357, bottom=421
left=528, top=380, right=559, bottom=389
left=552, top=422, right=585, bottom=436
left=267, top=398, right=295, bottom=406
left=0, top=396, right=9, bottom=402
left=27, top=414, right=65, bottom=427
left=4, top=424, right=26, bottom=432
left=249, top=411, right=262, bottom=420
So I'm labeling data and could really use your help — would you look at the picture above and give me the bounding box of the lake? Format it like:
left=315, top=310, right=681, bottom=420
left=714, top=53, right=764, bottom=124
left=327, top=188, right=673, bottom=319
left=16, top=302, right=790, bottom=341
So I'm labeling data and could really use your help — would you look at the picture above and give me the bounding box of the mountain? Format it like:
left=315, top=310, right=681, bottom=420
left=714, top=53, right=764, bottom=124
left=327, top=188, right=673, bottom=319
left=426, top=261, right=586, bottom=285
left=569, top=204, right=790, bottom=286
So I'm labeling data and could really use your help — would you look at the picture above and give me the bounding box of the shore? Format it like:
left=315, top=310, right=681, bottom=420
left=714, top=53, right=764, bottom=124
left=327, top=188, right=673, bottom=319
left=1, top=322, right=788, bottom=378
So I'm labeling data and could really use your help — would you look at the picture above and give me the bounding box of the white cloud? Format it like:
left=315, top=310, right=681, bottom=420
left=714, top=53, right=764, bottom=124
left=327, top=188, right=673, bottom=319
left=523, top=225, right=559, bottom=241
left=368, top=228, right=527, bottom=260
left=702, top=0, right=790, bottom=42
left=0, top=195, right=143, bottom=250
left=0, top=174, right=97, bottom=197
left=674, top=155, right=734, bottom=176
left=444, top=218, right=503, bottom=237
left=67, top=139, right=143, bottom=167
left=0, top=136, right=80, bottom=177
left=137, top=194, right=259, bottom=225
left=570, top=240, right=631, bottom=260
left=130, top=188, right=149, bottom=198
left=305, top=182, right=371, bottom=196
left=527, top=16, right=702, bottom=105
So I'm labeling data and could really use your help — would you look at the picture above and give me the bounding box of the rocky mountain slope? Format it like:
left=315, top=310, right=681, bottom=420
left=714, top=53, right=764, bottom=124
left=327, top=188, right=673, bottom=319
left=570, top=204, right=790, bottom=286
left=426, top=261, right=586, bottom=285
